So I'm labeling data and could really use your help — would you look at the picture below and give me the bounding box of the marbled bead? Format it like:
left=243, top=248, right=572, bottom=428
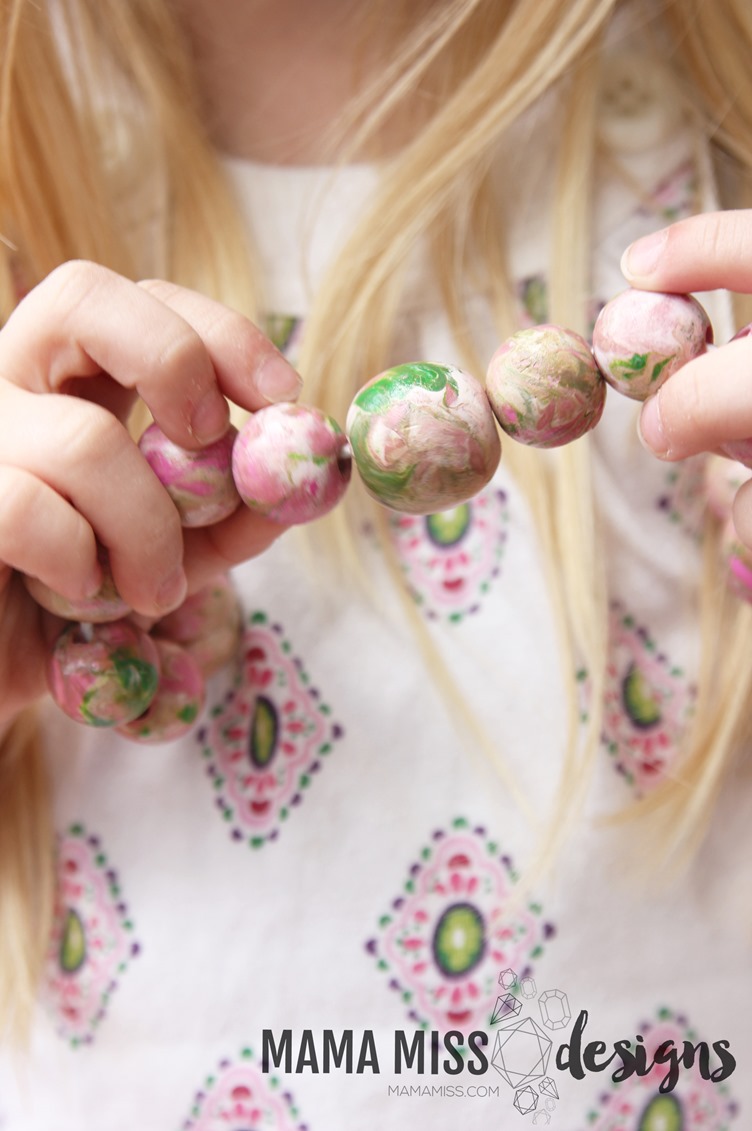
left=116, top=639, right=206, bottom=744
left=592, top=289, right=712, bottom=400
left=485, top=325, right=606, bottom=447
left=232, top=403, right=351, bottom=524
left=24, top=547, right=129, bottom=623
left=47, top=620, right=160, bottom=727
left=139, top=423, right=240, bottom=527
left=704, top=455, right=752, bottom=522
left=346, top=362, right=501, bottom=515
left=153, top=574, right=241, bottom=678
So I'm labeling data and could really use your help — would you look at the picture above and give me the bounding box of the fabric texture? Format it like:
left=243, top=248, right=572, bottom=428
left=1, top=49, right=749, bottom=1131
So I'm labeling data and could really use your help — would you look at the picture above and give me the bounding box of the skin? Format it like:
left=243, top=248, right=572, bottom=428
left=623, top=210, right=752, bottom=552
left=1, top=7, right=751, bottom=733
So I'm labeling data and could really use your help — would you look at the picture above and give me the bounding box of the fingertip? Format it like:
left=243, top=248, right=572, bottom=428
left=189, top=390, right=231, bottom=445
left=620, top=228, right=668, bottom=285
left=255, top=354, right=303, bottom=405
left=637, top=394, right=670, bottom=458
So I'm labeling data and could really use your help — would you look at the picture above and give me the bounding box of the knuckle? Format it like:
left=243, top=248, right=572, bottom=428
left=0, top=469, right=37, bottom=551
left=44, top=259, right=109, bottom=309
left=692, top=211, right=752, bottom=265
left=57, top=398, right=128, bottom=469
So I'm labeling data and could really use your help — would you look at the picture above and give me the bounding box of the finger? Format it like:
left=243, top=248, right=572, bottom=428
left=0, top=466, right=100, bottom=600
left=638, top=336, right=752, bottom=460
left=181, top=507, right=288, bottom=593
left=621, top=210, right=752, bottom=293
left=0, top=260, right=229, bottom=447
left=138, top=279, right=302, bottom=412
left=0, top=383, right=186, bottom=615
left=732, top=479, right=752, bottom=551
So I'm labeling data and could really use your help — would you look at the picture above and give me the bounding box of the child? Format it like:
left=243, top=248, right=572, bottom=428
left=0, top=0, right=750, bottom=1126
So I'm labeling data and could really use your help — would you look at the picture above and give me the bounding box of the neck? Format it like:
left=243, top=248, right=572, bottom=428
left=173, top=0, right=410, bottom=164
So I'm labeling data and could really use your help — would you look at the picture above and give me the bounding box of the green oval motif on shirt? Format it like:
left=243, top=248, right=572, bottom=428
left=249, top=695, right=279, bottom=768
left=432, top=902, right=485, bottom=977
left=638, top=1094, right=683, bottom=1131
left=60, top=908, right=86, bottom=974
left=353, top=364, right=458, bottom=414
left=621, top=663, right=662, bottom=729
left=426, top=504, right=471, bottom=547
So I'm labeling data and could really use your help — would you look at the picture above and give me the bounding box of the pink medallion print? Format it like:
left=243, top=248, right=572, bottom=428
left=366, top=818, right=555, bottom=1032
left=43, top=824, right=140, bottom=1046
left=388, top=484, right=509, bottom=622
left=183, top=1048, right=307, bottom=1131
left=602, top=604, right=695, bottom=795
left=586, top=1007, right=737, bottom=1130
left=198, top=611, right=344, bottom=848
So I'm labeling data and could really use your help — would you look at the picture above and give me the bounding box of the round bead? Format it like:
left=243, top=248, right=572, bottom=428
left=24, top=546, right=130, bottom=623
left=232, top=403, right=351, bottom=524
left=721, top=518, right=752, bottom=604
left=153, top=574, right=241, bottom=678
left=139, top=423, right=240, bottom=527
left=346, top=362, right=501, bottom=515
left=704, top=455, right=752, bottom=522
left=116, top=639, right=206, bottom=744
left=592, top=289, right=712, bottom=400
left=47, top=620, right=160, bottom=727
left=485, top=325, right=606, bottom=447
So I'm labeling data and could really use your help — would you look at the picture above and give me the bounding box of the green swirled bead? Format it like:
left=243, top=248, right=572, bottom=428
left=346, top=363, right=501, bottom=515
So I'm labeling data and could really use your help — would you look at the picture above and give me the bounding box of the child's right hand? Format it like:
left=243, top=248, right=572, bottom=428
left=0, top=260, right=302, bottom=731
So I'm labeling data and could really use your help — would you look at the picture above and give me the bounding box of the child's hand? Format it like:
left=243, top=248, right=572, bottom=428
left=621, top=210, right=752, bottom=548
left=0, top=261, right=302, bottom=727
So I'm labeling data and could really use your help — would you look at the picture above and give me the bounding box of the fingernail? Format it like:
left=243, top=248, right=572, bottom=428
left=156, top=566, right=188, bottom=611
left=621, top=228, right=668, bottom=280
left=191, top=392, right=230, bottom=443
left=257, top=355, right=303, bottom=404
left=638, top=395, right=669, bottom=457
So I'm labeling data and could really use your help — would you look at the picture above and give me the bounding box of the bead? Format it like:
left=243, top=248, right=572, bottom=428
left=153, top=574, right=241, bottom=678
left=704, top=455, right=752, bottom=522
left=346, top=362, right=501, bottom=515
left=592, top=289, right=712, bottom=400
left=485, top=325, right=606, bottom=447
left=116, top=639, right=206, bottom=744
left=721, top=518, right=752, bottom=604
left=47, top=620, right=160, bottom=727
left=232, top=403, right=351, bottom=524
left=139, top=423, right=240, bottom=527
left=24, top=546, right=130, bottom=623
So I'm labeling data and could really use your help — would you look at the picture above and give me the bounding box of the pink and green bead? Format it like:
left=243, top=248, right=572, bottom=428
left=139, top=423, right=240, bottom=527
left=232, top=403, right=351, bottom=524
left=116, top=638, right=205, bottom=744
left=153, top=574, right=241, bottom=678
left=47, top=620, right=160, bottom=727
left=485, top=325, right=606, bottom=447
left=346, top=363, right=501, bottom=515
left=592, top=288, right=712, bottom=400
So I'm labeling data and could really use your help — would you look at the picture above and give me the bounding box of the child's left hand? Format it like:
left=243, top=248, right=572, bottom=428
left=621, top=209, right=752, bottom=549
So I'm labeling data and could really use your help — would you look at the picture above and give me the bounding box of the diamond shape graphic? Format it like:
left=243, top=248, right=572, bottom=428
left=539, top=988, right=571, bottom=1031
left=513, top=1086, right=539, bottom=1114
left=498, top=967, right=518, bottom=990
left=539, top=1076, right=559, bottom=1099
left=491, top=1017, right=552, bottom=1089
left=491, top=992, right=522, bottom=1025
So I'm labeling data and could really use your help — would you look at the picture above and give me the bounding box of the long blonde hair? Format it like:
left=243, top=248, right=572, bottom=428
left=1, top=0, right=752, bottom=1038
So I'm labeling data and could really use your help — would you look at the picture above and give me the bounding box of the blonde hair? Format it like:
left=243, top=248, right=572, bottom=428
left=1, top=0, right=752, bottom=1037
